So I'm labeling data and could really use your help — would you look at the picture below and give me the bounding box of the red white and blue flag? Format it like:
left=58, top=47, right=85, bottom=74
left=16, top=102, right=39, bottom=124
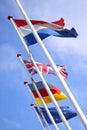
left=12, top=17, right=78, bottom=46
left=23, top=58, right=68, bottom=78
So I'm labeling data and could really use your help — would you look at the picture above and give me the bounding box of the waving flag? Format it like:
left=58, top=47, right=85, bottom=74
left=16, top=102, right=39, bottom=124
left=12, top=18, right=78, bottom=46
left=28, top=81, right=67, bottom=105
left=34, top=106, right=77, bottom=125
left=23, top=58, right=68, bottom=78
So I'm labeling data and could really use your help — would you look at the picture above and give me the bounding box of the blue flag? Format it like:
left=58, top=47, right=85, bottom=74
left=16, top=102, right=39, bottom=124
left=34, top=106, right=77, bottom=125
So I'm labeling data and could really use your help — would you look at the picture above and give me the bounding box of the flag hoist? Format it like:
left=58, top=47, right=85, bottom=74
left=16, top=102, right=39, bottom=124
left=8, top=15, right=72, bottom=130
left=12, top=0, right=87, bottom=129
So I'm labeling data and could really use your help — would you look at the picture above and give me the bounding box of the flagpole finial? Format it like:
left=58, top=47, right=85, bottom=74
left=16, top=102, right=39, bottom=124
left=8, top=16, right=13, bottom=20
left=24, top=81, right=28, bottom=84
left=30, top=103, right=34, bottom=107
left=17, top=54, right=21, bottom=57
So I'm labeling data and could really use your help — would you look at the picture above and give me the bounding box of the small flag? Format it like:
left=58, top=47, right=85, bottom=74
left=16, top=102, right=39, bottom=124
left=34, top=106, right=77, bottom=125
left=29, top=81, right=67, bottom=105
left=23, top=58, right=68, bottom=78
left=12, top=18, right=78, bottom=46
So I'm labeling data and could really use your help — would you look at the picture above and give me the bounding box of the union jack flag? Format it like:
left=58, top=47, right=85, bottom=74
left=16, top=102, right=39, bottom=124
left=23, top=58, right=68, bottom=78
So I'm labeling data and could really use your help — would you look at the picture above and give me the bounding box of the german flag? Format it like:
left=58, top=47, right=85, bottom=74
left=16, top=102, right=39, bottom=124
left=28, top=81, right=67, bottom=105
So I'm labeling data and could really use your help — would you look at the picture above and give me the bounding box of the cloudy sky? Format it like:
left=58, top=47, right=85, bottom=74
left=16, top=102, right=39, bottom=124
left=0, top=0, right=87, bottom=130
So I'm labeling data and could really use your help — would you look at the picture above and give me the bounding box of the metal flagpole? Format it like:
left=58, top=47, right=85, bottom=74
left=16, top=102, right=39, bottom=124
left=15, top=0, right=87, bottom=129
left=8, top=16, right=72, bottom=130
left=17, top=54, right=59, bottom=130
left=30, top=103, right=48, bottom=130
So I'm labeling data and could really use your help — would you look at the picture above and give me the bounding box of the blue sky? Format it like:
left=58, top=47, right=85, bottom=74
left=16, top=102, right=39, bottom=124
left=0, top=0, right=87, bottom=130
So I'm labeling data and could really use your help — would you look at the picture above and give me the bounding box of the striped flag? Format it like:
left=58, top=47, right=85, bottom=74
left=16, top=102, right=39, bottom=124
left=28, top=81, right=67, bottom=105
left=12, top=18, right=78, bottom=46
left=23, top=58, right=68, bottom=78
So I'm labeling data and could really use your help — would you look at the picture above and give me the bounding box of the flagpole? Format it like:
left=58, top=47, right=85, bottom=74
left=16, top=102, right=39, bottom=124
left=30, top=103, right=47, bottom=130
left=28, top=89, right=50, bottom=130
left=26, top=81, right=50, bottom=130
left=8, top=16, right=72, bottom=130
left=26, top=83, right=51, bottom=130
left=24, top=82, right=51, bottom=130
left=17, top=54, right=59, bottom=130
left=15, top=0, right=87, bottom=129
left=26, top=83, right=50, bottom=130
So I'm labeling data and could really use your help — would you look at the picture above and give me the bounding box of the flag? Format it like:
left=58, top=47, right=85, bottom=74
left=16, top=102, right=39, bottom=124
left=12, top=18, right=78, bottom=46
left=23, top=58, right=68, bottom=78
left=28, top=81, right=67, bottom=105
left=34, top=106, right=77, bottom=125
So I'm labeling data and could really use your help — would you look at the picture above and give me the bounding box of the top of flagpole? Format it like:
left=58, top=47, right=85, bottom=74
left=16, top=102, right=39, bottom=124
left=17, top=53, right=21, bottom=57
left=30, top=103, right=34, bottom=107
left=8, top=16, right=13, bottom=20
left=24, top=81, right=28, bottom=85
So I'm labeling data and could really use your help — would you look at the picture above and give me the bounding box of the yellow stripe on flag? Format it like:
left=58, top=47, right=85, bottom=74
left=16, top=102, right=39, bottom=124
left=35, top=92, right=67, bottom=105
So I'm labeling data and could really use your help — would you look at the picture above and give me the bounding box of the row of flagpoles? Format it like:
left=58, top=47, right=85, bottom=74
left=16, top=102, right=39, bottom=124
left=8, top=0, right=87, bottom=129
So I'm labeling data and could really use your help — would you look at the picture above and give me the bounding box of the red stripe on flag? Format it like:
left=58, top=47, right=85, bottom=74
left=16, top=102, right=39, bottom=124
left=13, top=18, right=65, bottom=27
left=32, top=87, right=61, bottom=98
left=52, top=18, right=65, bottom=27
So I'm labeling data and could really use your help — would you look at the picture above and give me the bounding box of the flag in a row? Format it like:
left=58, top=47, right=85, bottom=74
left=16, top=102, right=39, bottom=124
left=31, top=104, right=77, bottom=127
left=28, top=81, right=67, bottom=105
left=23, top=58, right=68, bottom=78
left=8, top=16, right=78, bottom=46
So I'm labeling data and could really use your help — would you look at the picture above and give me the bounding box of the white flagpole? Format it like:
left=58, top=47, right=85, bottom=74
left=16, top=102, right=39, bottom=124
left=24, top=81, right=51, bottom=130
left=25, top=82, right=51, bottom=130
left=28, top=89, right=50, bottom=130
left=29, top=88, right=51, bottom=130
left=24, top=82, right=50, bottom=130
left=8, top=16, right=72, bottom=130
left=30, top=103, right=47, bottom=130
left=15, top=0, right=87, bottom=129
left=17, top=54, right=59, bottom=130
